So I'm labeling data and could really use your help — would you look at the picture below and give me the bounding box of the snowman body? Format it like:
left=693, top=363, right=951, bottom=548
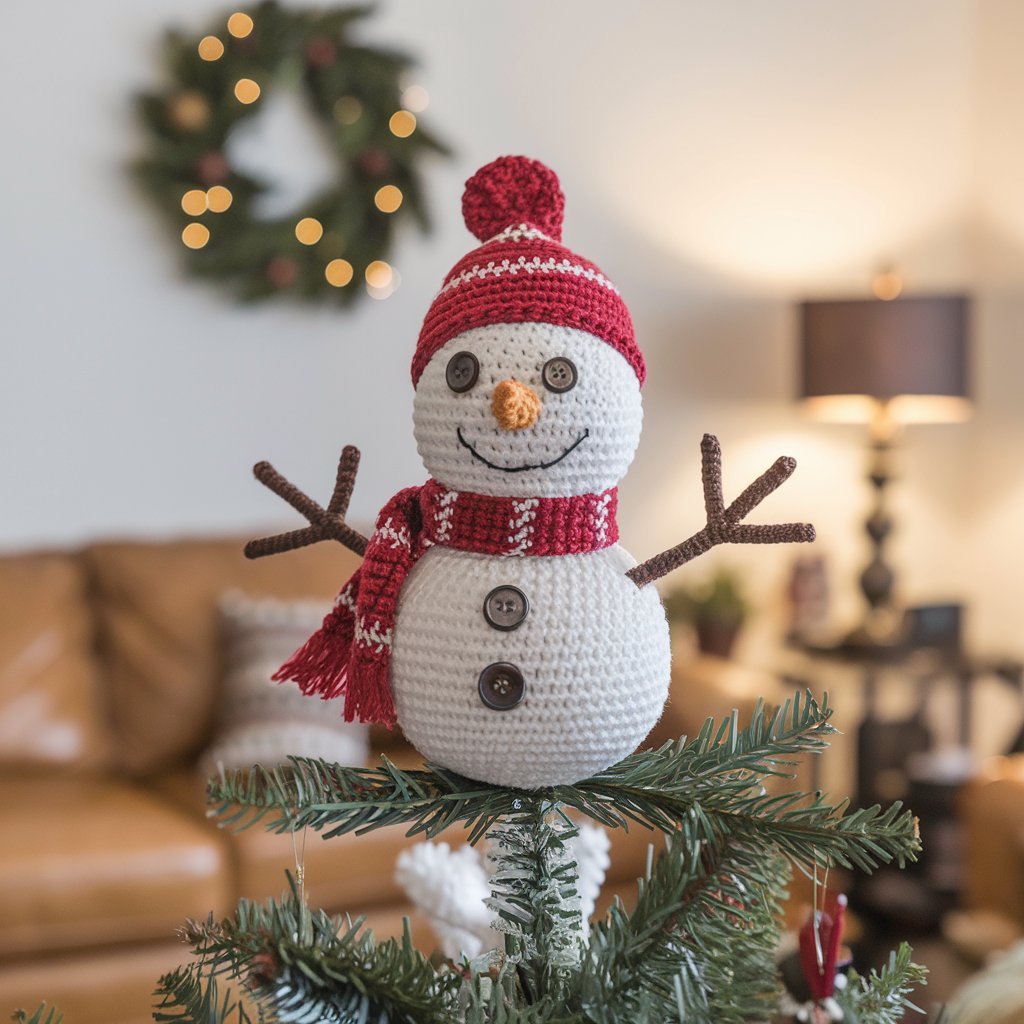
left=387, top=321, right=671, bottom=788
left=391, top=545, right=670, bottom=788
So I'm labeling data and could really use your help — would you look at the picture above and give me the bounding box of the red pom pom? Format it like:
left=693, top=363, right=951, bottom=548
left=462, top=156, right=565, bottom=243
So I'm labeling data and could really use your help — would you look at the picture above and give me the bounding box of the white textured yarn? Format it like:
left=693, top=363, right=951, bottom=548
left=201, top=593, right=369, bottom=775
left=391, top=545, right=670, bottom=789
left=394, top=841, right=498, bottom=960
left=413, top=323, right=643, bottom=499
left=438, top=255, right=620, bottom=299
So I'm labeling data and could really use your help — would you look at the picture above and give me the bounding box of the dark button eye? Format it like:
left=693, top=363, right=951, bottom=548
left=478, top=662, right=526, bottom=711
left=446, top=351, right=479, bottom=393
left=541, top=356, right=577, bottom=393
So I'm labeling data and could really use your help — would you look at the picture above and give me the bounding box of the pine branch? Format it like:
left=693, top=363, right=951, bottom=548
left=207, top=692, right=918, bottom=874
left=486, top=805, right=583, bottom=1004
left=836, top=942, right=927, bottom=1024
left=208, top=692, right=833, bottom=840
left=153, top=965, right=250, bottom=1024
left=579, top=834, right=785, bottom=1024
left=156, top=876, right=458, bottom=1024
left=10, top=1006, right=63, bottom=1024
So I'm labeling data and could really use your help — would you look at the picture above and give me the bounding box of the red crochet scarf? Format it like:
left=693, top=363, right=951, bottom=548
left=274, top=479, right=618, bottom=727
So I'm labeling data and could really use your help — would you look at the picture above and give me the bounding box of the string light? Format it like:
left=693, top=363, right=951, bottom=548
left=367, top=265, right=400, bottom=300
left=374, top=185, right=403, bottom=214
left=181, top=223, right=210, bottom=249
left=365, top=260, right=393, bottom=289
left=872, top=269, right=903, bottom=301
left=234, top=78, right=261, bottom=104
left=198, top=36, right=225, bottom=61
left=206, top=186, right=233, bottom=213
left=227, top=12, right=254, bottom=38
left=400, top=85, right=429, bottom=112
left=295, top=217, right=324, bottom=245
left=388, top=110, right=416, bottom=138
left=333, top=96, right=362, bottom=125
left=325, top=258, right=354, bottom=287
left=181, top=189, right=208, bottom=216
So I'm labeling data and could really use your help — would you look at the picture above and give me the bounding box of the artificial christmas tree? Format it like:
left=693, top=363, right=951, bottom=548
left=149, top=157, right=922, bottom=1022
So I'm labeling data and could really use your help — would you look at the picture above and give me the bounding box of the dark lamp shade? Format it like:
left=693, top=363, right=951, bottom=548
left=800, top=296, right=970, bottom=424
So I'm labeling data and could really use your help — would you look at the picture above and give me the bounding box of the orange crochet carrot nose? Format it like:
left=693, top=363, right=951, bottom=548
left=491, top=379, right=542, bottom=431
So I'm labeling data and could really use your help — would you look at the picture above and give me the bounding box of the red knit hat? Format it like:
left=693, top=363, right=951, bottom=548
left=412, top=156, right=644, bottom=387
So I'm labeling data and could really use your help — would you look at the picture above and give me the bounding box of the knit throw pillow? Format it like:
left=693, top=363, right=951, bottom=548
left=201, top=593, right=369, bottom=774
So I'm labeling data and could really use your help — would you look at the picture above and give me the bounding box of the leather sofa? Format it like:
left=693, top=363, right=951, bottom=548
left=0, top=535, right=658, bottom=1024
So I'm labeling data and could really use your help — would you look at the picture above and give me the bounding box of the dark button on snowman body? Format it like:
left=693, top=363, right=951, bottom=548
left=478, top=662, right=526, bottom=710
left=483, top=585, right=530, bottom=631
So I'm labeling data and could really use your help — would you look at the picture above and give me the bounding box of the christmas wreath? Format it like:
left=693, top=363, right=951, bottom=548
left=136, top=2, right=449, bottom=304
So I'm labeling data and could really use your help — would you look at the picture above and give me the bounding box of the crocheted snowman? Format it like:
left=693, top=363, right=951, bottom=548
left=247, top=156, right=814, bottom=790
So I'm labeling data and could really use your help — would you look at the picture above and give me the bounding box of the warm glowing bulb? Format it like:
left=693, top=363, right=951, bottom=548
left=325, top=259, right=354, bottom=287
left=181, top=223, right=210, bottom=249
left=374, top=185, right=403, bottom=214
left=872, top=270, right=904, bottom=301
left=234, top=78, right=261, bottom=104
left=333, top=96, right=362, bottom=125
left=401, top=85, right=429, bottom=112
left=365, top=260, right=393, bottom=288
left=227, top=12, right=254, bottom=38
left=295, top=217, right=323, bottom=245
left=181, top=189, right=208, bottom=216
left=388, top=110, right=416, bottom=138
left=198, top=35, right=225, bottom=61
left=206, top=186, right=233, bottom=213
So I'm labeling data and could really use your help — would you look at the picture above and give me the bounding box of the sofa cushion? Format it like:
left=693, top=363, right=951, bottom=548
left=84, top=535, right=362, bottom=776
left=0, top=552, right=112, bottom=772
left=154, top=769, right=426, bottom=912
left=0, top=777, right=231, bottom=958
left=199, top=593, right=369, bottom=775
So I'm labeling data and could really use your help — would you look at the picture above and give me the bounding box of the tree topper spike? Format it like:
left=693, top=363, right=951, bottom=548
left=627, top=433, right=815, bottom=588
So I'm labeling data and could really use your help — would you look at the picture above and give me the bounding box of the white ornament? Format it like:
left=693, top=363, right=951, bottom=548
left=395, top=823, right=611, bottom=961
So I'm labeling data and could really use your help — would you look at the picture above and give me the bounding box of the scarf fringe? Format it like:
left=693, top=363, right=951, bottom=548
left=344, top=657, right=397, bottom=729
left=272, top=604, right=355, bottom=705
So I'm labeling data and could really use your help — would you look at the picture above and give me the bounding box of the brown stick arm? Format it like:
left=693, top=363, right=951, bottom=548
left=244, top=445, right=370, bottom=559
left=626, top=433, right=815, bottom=588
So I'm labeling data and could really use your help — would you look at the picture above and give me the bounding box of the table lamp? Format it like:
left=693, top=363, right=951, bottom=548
left=799, top=294, right=970, bottom=645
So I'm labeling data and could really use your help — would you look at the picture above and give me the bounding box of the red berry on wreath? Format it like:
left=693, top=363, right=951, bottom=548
left=305, top=36, right=336, bottom=68
left=266, top=257, right=298, bottom=288
left=195, top=151, right=230, bottom=186
left=358, top=148, right=391, bottom=177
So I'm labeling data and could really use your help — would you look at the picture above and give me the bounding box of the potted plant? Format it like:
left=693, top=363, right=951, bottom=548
left=663, top=567, right=749, bottom=659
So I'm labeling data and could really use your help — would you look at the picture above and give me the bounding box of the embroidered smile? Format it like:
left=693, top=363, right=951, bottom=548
left=456, top=427, right=590, bottom=473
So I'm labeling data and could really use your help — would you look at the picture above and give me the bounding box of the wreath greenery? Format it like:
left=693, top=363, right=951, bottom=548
left=136, top=2, right=449, bottom=304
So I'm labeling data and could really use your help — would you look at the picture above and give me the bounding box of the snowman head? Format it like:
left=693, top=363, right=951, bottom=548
left=411, top=157, right=646, bottom=498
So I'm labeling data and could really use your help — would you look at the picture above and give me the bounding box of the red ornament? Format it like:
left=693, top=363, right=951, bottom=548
left=305, top=36, right=337, bottom=69
left=195, top=151, right=230, bottom=186
left=266, top=257, right=298, bottom=289
left=358, top=148, right=391, bottom=177
left=798, top=892, right=847, bottom=1001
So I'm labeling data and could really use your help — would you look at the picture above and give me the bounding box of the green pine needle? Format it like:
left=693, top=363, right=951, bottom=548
left=10, top=1006, right=63, bottom=1024
left=207, top=692, right=919, bottom=875
left=837, top=942, right=928, bottom=1024
left=155, top=875, right=458, bottom=1024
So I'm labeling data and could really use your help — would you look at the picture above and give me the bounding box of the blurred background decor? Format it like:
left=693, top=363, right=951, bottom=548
left=663, top=565, right=749, bottom=659
left=799, top=290, right=971, bottom=645
left=135, top=1, right=449, bottom=303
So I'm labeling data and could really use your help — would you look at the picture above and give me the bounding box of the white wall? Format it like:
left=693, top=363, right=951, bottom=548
left=2, top=1, right=1022, bottom=727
